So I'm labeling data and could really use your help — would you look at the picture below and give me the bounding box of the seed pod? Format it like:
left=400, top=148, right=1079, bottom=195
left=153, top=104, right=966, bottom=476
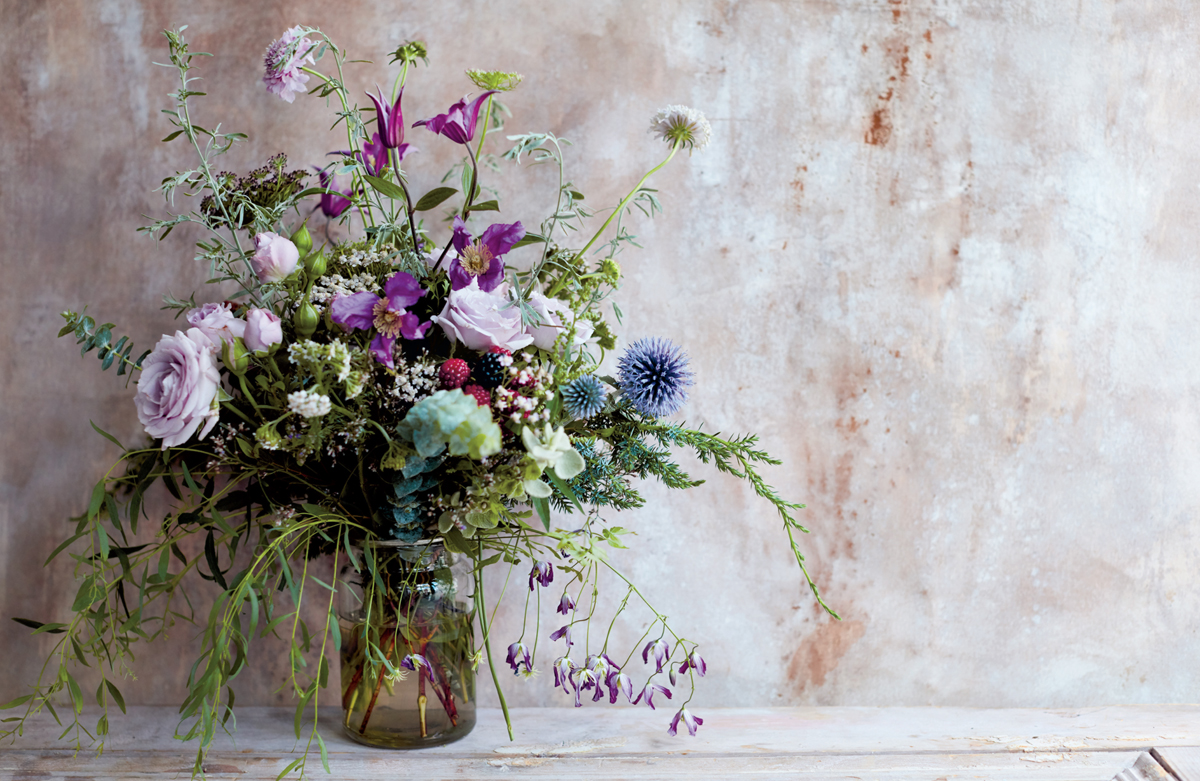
left=291, top=221, right=312, bottom=259
left=293, top=301, right=319, bottom=339
left=305, top=245, right=327, bottom=278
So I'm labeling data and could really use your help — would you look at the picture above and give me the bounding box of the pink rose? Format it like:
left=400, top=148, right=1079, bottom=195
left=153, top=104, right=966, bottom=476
left=134, top=329, right=221, bottom=449
left=432, top=279, right=534, bottom=353
left=186, top=302, right=246, bottom=349
left=251, top=232, right=299, bottom=283
left=525, top=292, right=594, bottom=350
left=244, top=307, right=283, bottom=353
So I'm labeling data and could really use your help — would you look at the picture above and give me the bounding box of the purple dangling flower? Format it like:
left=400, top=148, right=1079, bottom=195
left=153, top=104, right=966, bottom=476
left=679, top=649, right=706, bottom=678
left=607, top=669, right=634, bottom=704
left=400, top=653, right=434, bottom=678
left=505, top=641, right=532, bottom=675
left=642, top=638, right=671, bottom=672
left=413, top=91, right=498, bottom=145
left=557, top=593, right=575, bottom=615
left=315, top=168, right=353, bottom=218
left=447, top=217, right=524, bottom=292
left=668, top=706, right=704, bottom=737
left=366, top=86, right=410, bottom=150
left=549, top=624, right=574, bottom=648
left=552, top=656, right=574, bottom=692
left=330, top=271, right=430, bottom=368
left=528, top=560, right=553, bottom=591
left=633, top=681, right=672, bottom=710
left=569, top=667, right=599, bottom=707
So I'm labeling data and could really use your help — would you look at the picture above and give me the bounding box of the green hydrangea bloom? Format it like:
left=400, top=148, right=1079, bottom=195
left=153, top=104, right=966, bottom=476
left=398, top=389, right=502, bottom=460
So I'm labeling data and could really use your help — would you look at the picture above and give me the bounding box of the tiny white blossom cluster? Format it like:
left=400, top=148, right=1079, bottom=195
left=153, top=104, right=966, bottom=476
left=309, top=272, right=380, bottom=313
left=649, top=104, right=712, bottom=152
left=288, top=389, right=332, bottom=418
left=288, top=339, right=352, bottom=381
left=388, top=355, right=439, bottom=403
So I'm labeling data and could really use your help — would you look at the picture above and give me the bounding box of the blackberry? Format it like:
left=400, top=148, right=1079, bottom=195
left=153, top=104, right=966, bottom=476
left=475, top=351, right=510, bottom=389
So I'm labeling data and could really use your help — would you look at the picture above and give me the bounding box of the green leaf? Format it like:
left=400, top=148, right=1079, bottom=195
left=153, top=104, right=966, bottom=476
left=89, top=420, right=124, bottom=451
left=546, top=469, right=585, bottom=515
left=472, top=199, right=500, bottom=212
left=363, top=174, right=406, bottom=201
left=71, top=575, right=102, bottom=612
left=317, top=732, right=330, bottom=773
left=203, top=531, right=228, bottom=591
left=413, top=186, right=457, bottom=211
left=531, top=495, right=551, bottom=530
left=65, top=673, right=83, bottom=716
left=71, top=637, right=90, bottom=667
left=161, top=130, right=184, bottom=142
left=0, top=695, right=32, bottom=710
left=512, top=234, right=546, bottom=249
left=105, top=680, right=126, bottom=714
left=87, top=481, right=106, bottom=521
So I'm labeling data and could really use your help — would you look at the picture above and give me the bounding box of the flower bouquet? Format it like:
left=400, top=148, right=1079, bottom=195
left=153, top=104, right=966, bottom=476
left=3, top=24, right=834, bottom=771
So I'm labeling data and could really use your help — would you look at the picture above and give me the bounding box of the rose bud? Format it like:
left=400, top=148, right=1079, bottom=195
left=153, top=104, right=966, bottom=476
left=244, top=308, right=283, bottom=354
left=251, top=232, right=300, bottom=284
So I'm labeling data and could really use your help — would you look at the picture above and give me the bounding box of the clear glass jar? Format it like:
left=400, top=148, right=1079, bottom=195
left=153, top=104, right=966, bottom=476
left=338, top=540, right=476, bottom=748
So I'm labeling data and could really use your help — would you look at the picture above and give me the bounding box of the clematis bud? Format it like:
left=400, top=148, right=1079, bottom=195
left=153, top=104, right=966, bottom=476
left=294, top=301, right=319, bottom=339
left=305, top=245, right=327, bottom=278
left=291, top=221, right=312, bottom=259
left=244, top=308, right=283, bottom=354
left=251, top=232, right=300, bottom=284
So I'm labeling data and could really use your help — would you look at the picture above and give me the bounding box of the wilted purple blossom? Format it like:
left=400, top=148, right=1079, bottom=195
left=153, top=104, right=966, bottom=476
left=262, top=27, right=316, bottom=103
left=642, top=638, right=671, bottom=672
left=668, top=706, right=704, bottom=737
left=528, top=560, right=553, bottom=590
left=557, top=593, right=575, bottom=615
left=400, top=653, right=434, bottom=678
left=505, top=642, right=532, bottom=675
left=679, top=650, right=706, bottom=678
left=607, top=669, right=634, bottom=704
left=633, top=682, right=672, bottom=710
left=552, top=656, right=574, bottom=692
left=549, top=624, right=573, bottom=648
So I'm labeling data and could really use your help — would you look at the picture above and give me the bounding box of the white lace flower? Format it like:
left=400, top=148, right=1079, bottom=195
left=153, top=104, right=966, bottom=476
left=649, top=105, right=712, bottom=152
left=288, top=389, right=332, bottom=418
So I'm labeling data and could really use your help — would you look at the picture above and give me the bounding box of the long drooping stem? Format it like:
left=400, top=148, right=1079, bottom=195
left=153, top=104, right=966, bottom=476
left=475, top=542, right=513, bottom=740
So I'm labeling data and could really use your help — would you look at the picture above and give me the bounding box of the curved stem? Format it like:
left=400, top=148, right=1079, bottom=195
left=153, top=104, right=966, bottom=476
left=474, top=541, right=513, bottom=740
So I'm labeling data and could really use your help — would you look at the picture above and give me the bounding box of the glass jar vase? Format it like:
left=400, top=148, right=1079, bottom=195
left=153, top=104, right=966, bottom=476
left=338, top=540, right=476, bottom=748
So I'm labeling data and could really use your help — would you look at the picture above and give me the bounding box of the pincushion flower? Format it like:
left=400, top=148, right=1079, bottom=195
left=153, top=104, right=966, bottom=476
left=133, top=329, right=221, bottom=449
left=330, top=271, right=430, bottom=368
left=262, top=27, right=316, bottom=103
left=649, top=105, right=712, bottom=152
left=251, top=232, right=300, bottom=283
left=618, top=337, right=694, bottom=417
left=448, top=217, right=524, bottom=292
left=432, top=278, right=534, bottom=353
left=525, top=291, right=593, bottom=350
left=185, top=302, right=245, bottom=349
left=243, top=308, right=282, bottom=353
left=413, top=91, right=498, bottom=144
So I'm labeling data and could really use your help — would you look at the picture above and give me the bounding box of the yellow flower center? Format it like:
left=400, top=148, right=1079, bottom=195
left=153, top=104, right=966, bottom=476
left=460, top=241, right=494, bottom=277
left=372, top=297, right=403, bottom=338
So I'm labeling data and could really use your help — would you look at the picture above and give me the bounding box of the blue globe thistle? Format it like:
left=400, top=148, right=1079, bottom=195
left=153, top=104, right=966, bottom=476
left=560, top=375, right=607, bottom=418
left=617, top=337, right=694, bottom=417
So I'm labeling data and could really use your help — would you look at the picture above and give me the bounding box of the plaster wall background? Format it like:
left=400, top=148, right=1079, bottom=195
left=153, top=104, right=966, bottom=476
left=2, top=0, right=1198, bottom=712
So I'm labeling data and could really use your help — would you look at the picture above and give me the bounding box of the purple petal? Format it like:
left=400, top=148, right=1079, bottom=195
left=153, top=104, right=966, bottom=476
left=447, top=259, right=473, bottom=291
left=399, top=312, right=431, bottom=341
left=479, top=221, right=525, bottom=258
left=475, top=258, right=505, bottom=292
left=451, top=215, right=473, bottom=254
left=369, top=332, right=395, bottom=368
left=461, top=91, right=499, bottom=141
left=330, top=291, right=378, bottom=332
left=384, top=271, right=425, bottom=310
left=668, top=710, right=682, bottom=736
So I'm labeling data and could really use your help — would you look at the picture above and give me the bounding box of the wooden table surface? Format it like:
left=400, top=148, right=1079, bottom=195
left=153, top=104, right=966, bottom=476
left=1, top=705, right=1198, bottom=780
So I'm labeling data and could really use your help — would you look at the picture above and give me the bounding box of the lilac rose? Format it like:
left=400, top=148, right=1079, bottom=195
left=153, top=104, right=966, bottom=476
left=431, top=279, right=534, bottom=353
left=525, top=292, right=594, bottom=350
left=244, top=307, right=283, bottom=353
left=134, top=328, right=221, bottom=449
left=186, top=302, right=246, bottom=349
left=251, top=232, right=300, bottom=283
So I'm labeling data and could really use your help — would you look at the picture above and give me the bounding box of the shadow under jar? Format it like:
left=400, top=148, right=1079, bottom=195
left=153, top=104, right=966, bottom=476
left=338, top=540, right=476, bottom=748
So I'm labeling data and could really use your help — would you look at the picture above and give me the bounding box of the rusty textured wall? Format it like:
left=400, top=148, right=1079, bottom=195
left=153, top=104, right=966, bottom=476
left=3, top=0, right=1200, bottom=714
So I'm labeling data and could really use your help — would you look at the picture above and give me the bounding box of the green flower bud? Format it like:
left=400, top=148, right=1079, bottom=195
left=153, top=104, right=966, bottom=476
left=291, top=221, right=312, bottom=259
left=221, top=337, right=250, bottom=375
left=600, top=258, right=621, bottom=285
left=294, top=302, right=319, bottom=339
left=305, top=245, right=327, bottom=278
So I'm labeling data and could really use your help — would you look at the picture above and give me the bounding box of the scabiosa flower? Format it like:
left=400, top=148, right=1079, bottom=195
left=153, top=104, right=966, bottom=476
left=506, top=642, right=532, bottom=675
left=561, top=375, right=607, bottom=419
left=557, top=593, right=575, bottom=615
left=618, top=337, right=694, bottom=417
left=649, top=104, right=712, bottom=152
left=263, top=27, right=317, bottom=103
left=668, top=706, right=704, bottom=737
left=642, top=638, right=671, bottom=672
left=528, top=560, right=553, bottom=591
left=633, top=681, right=672, bottom=710
left=287, top=389, right=331, bottom=418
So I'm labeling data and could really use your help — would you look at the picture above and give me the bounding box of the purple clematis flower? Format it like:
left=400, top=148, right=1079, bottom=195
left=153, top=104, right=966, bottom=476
left=528, top=560, right=553, bottom=591
left=569, top=667, right=599, bottom=707
left=549, top=624, right=574, bottom=648
left=557, top=593, right=575, bottom=615
left=447, top=217, right=524, bottom=292
left=506, top=641, right=532, bottom=675
left=315, top=168, right=353, bottom=218
left=607, top=669, right=634, bottom=704
left=633, top=682, right=672, bottom=710
left=552, top=656, right=574, bottom=692
left=642, top=638, right=671, bottom=672
left=679, top=650, right=706, bottom=678
left=367, top=86, right=409, bottom=150
left=330, top=271, right=430, bottom=368
left=413, top=91, right=498, bottom=145
left=358, top=132, right=390, bottom=176
left=400, top=653, right=434, bottom=678
left=668, top=706, right=704, bottom=737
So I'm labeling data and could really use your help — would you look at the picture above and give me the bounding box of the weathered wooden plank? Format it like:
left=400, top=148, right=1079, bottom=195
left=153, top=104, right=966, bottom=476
left=1153, top=747, right=1200, bottom=781
left=1113, top=752, right=1175, bottom=781
left=0, top=747, right=1151, bottom=780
